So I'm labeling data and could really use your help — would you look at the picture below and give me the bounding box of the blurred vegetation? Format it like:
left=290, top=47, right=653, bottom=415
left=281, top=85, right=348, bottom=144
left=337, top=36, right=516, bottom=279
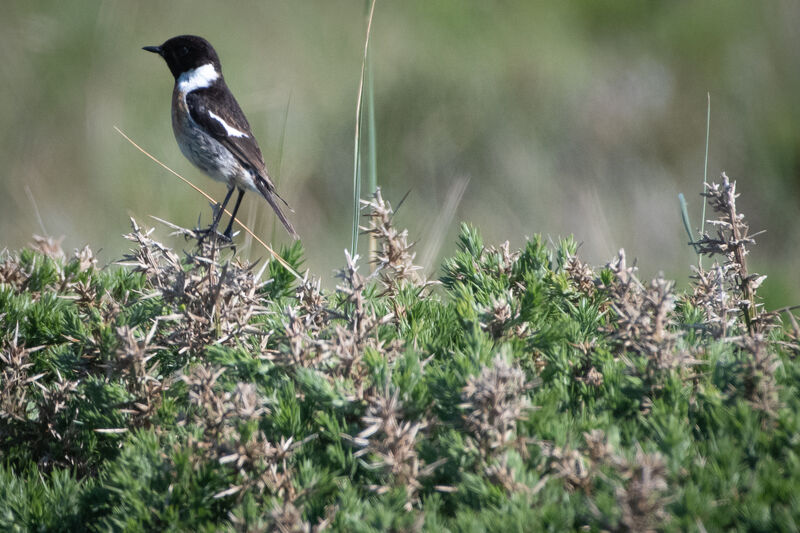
left=0, top=179, right=798, bottom=530
left=1, top=1, right=798, bottom=306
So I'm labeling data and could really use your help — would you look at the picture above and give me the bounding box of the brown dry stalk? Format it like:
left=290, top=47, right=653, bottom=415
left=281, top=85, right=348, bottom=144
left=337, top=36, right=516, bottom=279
left=460, top=356, right=532, bottom=457
left=360, top=188, right=425, bottom=294
left=348, top=384, right=443, bottom=510
left=692, top=174, right=769, bottom=335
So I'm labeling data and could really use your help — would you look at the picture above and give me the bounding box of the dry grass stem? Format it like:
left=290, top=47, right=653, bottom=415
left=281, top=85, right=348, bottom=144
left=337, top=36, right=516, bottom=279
left=360, top=188, right=426, bottom=294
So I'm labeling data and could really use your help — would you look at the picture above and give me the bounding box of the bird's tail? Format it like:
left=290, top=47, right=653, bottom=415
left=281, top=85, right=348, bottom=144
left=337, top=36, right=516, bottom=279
left=256, top=177, right=299, bottom=240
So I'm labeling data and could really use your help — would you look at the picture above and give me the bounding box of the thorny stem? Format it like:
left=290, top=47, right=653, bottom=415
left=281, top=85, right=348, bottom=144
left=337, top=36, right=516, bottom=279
left=722, top=176, right=755, bottom=333
left=695, top=174, right=763, bottom=336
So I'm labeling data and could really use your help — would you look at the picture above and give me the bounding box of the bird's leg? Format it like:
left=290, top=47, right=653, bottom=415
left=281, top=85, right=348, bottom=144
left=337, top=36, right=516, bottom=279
left=223, top=189, right=246, bottom=239
left=197, top=186, right=235, bottom=247
left=208, top=186, right=235, bottom=234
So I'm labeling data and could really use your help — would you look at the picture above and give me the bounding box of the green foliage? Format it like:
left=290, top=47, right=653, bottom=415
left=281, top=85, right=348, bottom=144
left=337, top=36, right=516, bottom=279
left=1, top=219, right=798, bottom=531
left=0, top=466, right=86, bottom=532
left=264, top=240, right=305, bottom=301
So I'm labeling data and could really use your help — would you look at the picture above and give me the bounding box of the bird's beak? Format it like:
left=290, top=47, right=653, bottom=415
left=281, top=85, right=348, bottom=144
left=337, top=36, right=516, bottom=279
left=142, top=45, right=163, bottom=56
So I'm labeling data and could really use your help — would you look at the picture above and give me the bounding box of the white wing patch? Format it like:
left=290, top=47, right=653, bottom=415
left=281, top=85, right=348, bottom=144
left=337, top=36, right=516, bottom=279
left=208, top=111, right=249, bottom=138
left=177, top=63, right=219, bottom=94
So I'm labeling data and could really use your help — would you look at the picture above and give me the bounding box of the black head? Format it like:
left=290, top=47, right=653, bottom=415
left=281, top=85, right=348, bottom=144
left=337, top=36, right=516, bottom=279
left=143, top=35, right=221, bottom=79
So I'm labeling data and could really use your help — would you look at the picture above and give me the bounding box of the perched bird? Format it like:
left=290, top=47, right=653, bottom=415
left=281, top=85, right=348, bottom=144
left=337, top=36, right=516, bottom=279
left=143, top=35, right=297, bottom=240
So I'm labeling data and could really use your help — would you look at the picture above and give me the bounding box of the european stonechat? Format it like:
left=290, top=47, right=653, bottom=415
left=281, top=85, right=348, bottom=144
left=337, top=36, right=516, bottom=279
left=143, top=35, right=298, bottom=240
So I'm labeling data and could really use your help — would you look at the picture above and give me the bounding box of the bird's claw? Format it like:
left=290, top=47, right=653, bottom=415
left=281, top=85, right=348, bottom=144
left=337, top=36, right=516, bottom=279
left=195, top=226, right=232, bottom=246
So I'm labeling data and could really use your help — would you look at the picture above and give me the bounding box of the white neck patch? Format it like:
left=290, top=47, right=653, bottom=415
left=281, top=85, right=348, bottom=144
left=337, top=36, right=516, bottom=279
left=177, top=63, right=219, bottom=94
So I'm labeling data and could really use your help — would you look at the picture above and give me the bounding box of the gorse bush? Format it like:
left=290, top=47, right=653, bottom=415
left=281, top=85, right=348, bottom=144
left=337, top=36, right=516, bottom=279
left=0, top=181, right=798, bottom=531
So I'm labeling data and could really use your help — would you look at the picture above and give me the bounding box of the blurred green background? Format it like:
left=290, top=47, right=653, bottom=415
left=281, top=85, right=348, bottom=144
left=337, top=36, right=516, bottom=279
left=2, top=1, right=799, bottom=305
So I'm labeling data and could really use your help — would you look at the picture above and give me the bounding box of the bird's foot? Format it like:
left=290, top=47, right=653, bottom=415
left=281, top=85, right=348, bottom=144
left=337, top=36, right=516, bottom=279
left=223, top=228, right=240, bottom=254
left=195, top=225, right=232, bottom=246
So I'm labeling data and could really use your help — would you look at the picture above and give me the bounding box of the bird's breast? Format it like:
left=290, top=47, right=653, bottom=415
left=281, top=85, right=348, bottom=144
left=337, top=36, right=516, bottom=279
left=170, top=88, right=255, bottom=191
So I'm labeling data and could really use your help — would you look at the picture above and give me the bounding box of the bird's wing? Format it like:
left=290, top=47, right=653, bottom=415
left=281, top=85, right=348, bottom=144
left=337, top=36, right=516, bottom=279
left=184, top=84, right=278, bottom=191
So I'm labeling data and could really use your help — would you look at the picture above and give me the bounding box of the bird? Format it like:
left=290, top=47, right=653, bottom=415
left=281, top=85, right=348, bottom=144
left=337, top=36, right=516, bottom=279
left=143, top=35, right=298, bottom=240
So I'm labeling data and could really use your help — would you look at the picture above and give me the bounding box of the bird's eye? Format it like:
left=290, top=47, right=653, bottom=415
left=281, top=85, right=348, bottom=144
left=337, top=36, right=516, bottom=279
left=179, top=46, right=189, bottom=57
